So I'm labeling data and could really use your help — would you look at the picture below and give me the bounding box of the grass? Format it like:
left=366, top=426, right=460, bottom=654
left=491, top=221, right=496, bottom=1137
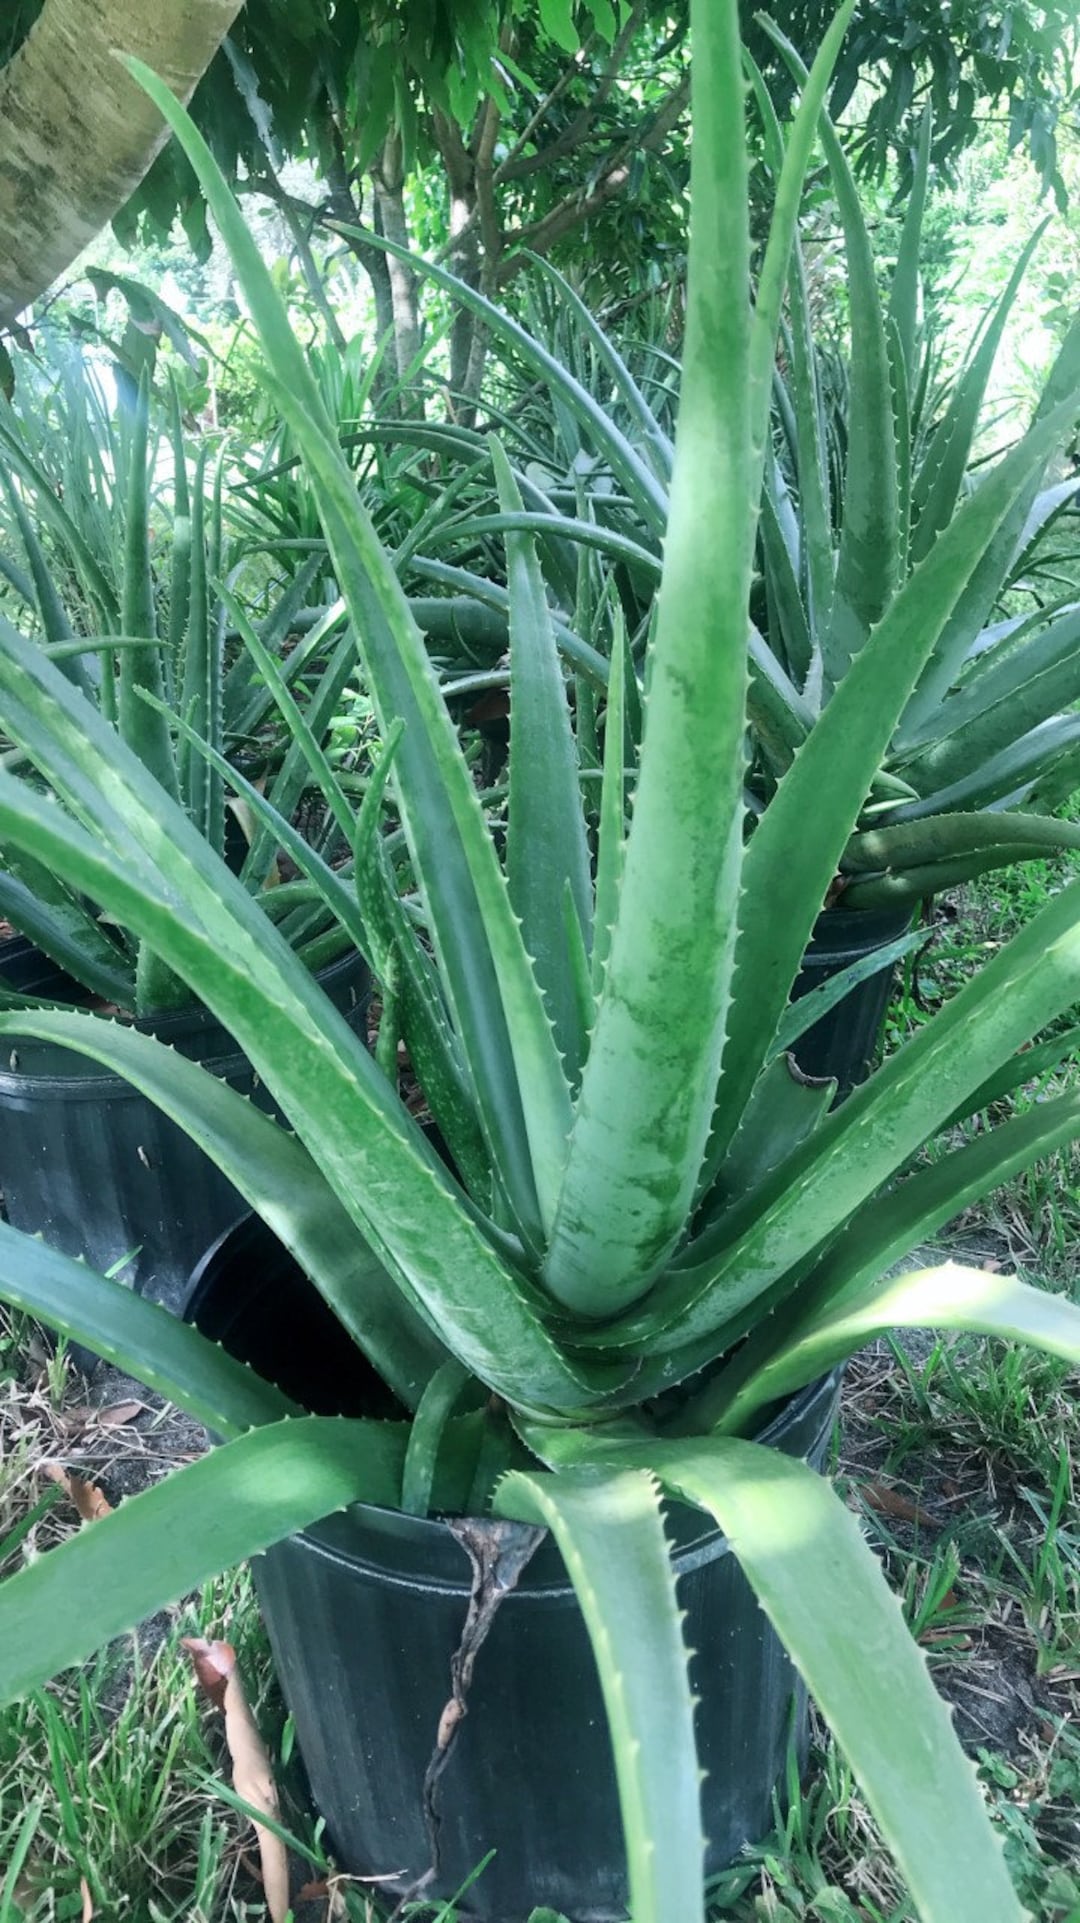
left=1, top=853, right=1080, bottom=1920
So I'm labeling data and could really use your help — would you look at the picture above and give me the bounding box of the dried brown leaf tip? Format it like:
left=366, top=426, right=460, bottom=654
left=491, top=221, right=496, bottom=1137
left=182, top=1638, right=290, bottom=1923
left=40, top=1463, right=112, bottom=1523
left=79, top=1876, right=94, bottom=1921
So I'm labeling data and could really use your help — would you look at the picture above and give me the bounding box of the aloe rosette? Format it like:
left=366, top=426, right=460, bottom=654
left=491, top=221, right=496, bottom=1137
left=1, top=7, right=1080, bottom=1919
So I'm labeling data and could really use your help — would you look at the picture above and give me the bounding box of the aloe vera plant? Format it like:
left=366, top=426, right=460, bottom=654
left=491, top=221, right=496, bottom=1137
left=3, top=9, right=1080, bottom=1918
left=350, top=89, right=1080, bottom=912
left=0, top=361, right=358, bottom=1012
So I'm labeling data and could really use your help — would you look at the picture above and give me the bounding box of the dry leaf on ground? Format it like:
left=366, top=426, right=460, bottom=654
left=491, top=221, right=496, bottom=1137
left=183, top=1638, right=290, bottom=1922
left=40, top=1463, right=112, bottom=1522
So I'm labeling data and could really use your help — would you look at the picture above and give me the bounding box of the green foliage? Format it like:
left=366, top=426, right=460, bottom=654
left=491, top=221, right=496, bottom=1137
left=2, top=10, right=1080, bottom=1918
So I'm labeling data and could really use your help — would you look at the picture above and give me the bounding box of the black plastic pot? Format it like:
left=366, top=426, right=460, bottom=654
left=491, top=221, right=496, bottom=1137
left=790, top=902, right=913, bottom=1095
left=0, top=947, right=369, bottom=1312
left=188, top=1215, right=840, bottom=1923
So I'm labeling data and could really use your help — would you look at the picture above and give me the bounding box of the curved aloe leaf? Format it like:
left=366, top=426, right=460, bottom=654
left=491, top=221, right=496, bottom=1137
left=887, top=106, right=932, bottom=382
left=0, top=1008, right=448, bottom=1409
left=763, top=22, right=898, bottom=686
left=130, top=60, right=574, bottom=1249
left=540, top=0, right=753, bottom=1315
left=715, top=395, right=1080, bottom=1176
left=0, top=764, right=606, bottom=1416
left=0, top=1219, right=297, bottom=1438
left=910, top=224, right=1048, bottom=565
left=495, top=438, right=592, bottom=1080
left=0, top=1417, right=410, bottom=1705
left=0, top=859, right=135, bottom=1006
left=495, top=1465, right=703, bottom=1923
left=716, top=1263, right=1080, bottom=1436
left=610, top=863, right=1080, bottom=1379
left=532, top=1433, right=1024, bottom=1923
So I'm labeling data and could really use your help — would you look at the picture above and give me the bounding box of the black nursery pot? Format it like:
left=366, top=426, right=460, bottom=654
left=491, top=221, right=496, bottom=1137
left=790, top=902, right=913, bottom=1095
left=0, top=945, right=369, bottom=1313
left=187, top=1214, right=841, bottom=1923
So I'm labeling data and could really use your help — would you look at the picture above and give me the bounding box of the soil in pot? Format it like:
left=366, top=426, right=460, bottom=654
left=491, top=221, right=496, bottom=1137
left=187, top=1213, right=840, bottom=1923
left=0, top=944, right=370, bottom=1315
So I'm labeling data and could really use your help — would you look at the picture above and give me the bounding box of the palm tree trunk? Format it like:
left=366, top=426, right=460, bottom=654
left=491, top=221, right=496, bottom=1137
left=0, top=0, right=244, bottom=327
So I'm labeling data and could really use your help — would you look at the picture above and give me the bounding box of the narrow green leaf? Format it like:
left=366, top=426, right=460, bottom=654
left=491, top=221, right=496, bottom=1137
left=542, top=1435, right=1025, bottom=1923
left=118, top=379, right=178, bottom=802
left=717, top=1263, right=1080, bottom=1437
left=0, top=1417, right=410, bottom=1705
left=887, top=106, right=932, bottom=382
left=542, top=0, right=752, bottom=1314
left=495, top=1466, right=703, bottom=1923
left=400, top=1360, right=471, bottom=1515
left=0, top=1007, right=448, bottom=1410
left=495, top=437, right=592, bottom=1080
left=0, top=1218, right=297, bottom=1438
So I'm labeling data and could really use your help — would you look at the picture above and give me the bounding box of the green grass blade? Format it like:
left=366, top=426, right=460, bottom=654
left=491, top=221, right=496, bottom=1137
left=495, top=438, right=592, bottom=1080
left=541, top=0, right=752, bottom=1315
left=0, top=1417, right=410, bottom=1705
left=0, top=1007, right=447, bottom=1409
left=495, top=1466, right=703, bottom=1923
left=0, top=1218, right=297, bottom=1438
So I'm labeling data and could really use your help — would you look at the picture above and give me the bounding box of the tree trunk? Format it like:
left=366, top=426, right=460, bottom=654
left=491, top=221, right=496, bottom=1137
left=373, top=129, right=423, bottom=398
left=0, top=0, right=244, bottom=327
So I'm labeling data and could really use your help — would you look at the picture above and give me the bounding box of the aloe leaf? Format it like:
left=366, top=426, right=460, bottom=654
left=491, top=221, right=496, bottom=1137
left=435, top=510, right=662, bottom=581
left=748, top=0, right=857, bottom=487
left=648, top=865, right=1080, bottom=1369
left=540, top=0, right=752, bottom=1316
left=888, top=712, right=1080, bottom=820
left=717, top=1262, right=1080, bottom=1438
left=495, top=439, right=592, bottom=1080
left=222, top=555, right=330, bottom=736
left=244, top=627, right=359, bottom=893
left=887, top=106, right=932, bottom=383
left=495, top=1466, right=703, bottom=1923
left=118, top=380, right=178, bottom=803
left=0, top=1218, right=297, bottom=1438
left=945, top=1026, right=1080, bottom=1129
left=400, top=1359, right=472, bottom=1516
left=910, top=224, right=1048, bottom=565
left=536, top=1433, right=1024, bottom=1923
left=126, top=65, right=575, bottom=1250
left=0, top=402, right=119, bottom=628
left=267, top=387, right=573, bottom=1244
left=407, top=558, right=608, bottom=687
left=842, top=811, right=1080, bottom=881
left=715, top=395, right=1080, bottom=1178
left=699, top=1054, right=834, bottom=1221
left=0, top=1417, right=410, bottom=1706
left=0, top=758, right=604, bottom=1416
left=899, top=308, right=1080, bottom=737
left=0, top=473, right=96, bottom=696
left=759, top=475, right=813, bottom=690
left=768, top=928, right=923, bottom=1059
left=0, top=1007, right=447, bottom=1408
left=0, top=860, right=135, bottom=1007
left=592, top=625, right=627, bottom=998
left=899, top=603, right=1080, bottom=789
left=528, top=254, right=675, bottom=482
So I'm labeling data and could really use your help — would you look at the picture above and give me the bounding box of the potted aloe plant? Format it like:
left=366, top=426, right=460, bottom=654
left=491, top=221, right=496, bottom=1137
left=3, top=7, right=1080, bottom=1918
left=0, top=366, right=368, bottom=1301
